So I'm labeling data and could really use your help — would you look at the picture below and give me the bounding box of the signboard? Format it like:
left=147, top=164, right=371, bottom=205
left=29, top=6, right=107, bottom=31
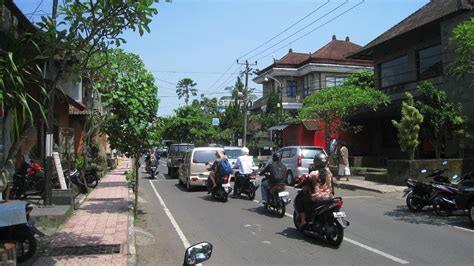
left=217, top=99, right=254, bottom=109
left=53, top=152, right=67, bottom=189
left=212, top=118, right=220, bottom=126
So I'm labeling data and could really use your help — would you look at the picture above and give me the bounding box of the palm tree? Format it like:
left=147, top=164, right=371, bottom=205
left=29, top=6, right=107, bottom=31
left=176, top=78, right=197, bottom=105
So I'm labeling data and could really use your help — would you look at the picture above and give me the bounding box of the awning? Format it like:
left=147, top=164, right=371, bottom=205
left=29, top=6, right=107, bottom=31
left=267, top=125, right=289, bottom=131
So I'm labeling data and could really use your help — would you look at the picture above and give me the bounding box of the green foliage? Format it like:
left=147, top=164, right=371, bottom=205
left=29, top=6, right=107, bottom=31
left=162, top=105, right=215, bottom=144
left=415, top=81, right=467, bottom=158
left=344, top=70, right=375, bottom=89
left=449, top=17, right=474, bottom=79
left=99, top=49, right=159, bottom=157
left=176, top=78, right=198, bottom=105
left=392, top=93, right=424, bottom=160
left=74, top=154, right=85, bottom=170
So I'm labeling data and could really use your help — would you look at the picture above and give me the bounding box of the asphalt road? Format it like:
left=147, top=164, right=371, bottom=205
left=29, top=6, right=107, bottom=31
left=136, top=159, right=474, bottom=265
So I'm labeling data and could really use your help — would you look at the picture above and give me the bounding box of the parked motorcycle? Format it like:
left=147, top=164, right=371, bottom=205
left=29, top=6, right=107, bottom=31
left=262, top=173, right=291, bottom=218
left=10, top=159, right=60, bottom=199
left=293, top=192, right=349, bottom=247
left=455, top=172, right=474, bottom=226
left=431, top=176, right=461, bottom=216
left=183, top=242, right=212, bottom=266
left=0, top=201, right=44, bottom=263
left=207, top=175, right=232, bottom=202
left=233, top=168, right=259, bottom=200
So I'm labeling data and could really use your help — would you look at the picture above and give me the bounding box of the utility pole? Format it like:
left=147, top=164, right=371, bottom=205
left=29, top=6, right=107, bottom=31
left=236, top=59, right=257, bottom=147
left=44, top=0, right=59, bottom=205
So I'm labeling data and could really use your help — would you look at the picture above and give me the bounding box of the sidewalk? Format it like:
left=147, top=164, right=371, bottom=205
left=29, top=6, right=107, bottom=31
left=33, top=158, right=133, bottom=266
left=333, top=176, right=406, bottom=193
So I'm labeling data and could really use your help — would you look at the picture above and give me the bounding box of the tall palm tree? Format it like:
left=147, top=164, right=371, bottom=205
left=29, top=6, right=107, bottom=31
left=176, top=78, right=197, bottom=105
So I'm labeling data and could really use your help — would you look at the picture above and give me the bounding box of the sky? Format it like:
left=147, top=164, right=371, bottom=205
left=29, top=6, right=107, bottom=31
left=14, top=0, right=430, bottom=116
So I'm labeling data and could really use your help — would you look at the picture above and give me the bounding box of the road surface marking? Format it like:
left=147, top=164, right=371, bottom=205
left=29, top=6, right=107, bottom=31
left=453, top=226, right=474, bottom=233
left=344, top=238, right=409, bottom=264
left=149, top=180, right=190, bottom=248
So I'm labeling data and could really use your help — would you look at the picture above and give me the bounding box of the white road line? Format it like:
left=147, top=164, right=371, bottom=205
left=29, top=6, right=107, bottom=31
left=344, top=238, right=409, bottom=264
left=453, top=226, right=474, bottom=233
left=149, top=180, right=190, bottom=248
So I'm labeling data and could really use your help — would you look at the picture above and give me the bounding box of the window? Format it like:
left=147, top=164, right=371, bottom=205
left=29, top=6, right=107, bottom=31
left=281, top=149, right=291, bottom=158
left=418, top=44, right=442, bottom=80
left=193, top=150, right=218, bottom=164
left=224, top=149, right=242, bottom=159
left=287, top=80, right=297, bottom=97
left=325, top=76, right=346, bottom=88
left=300, top=148, right=324, bottom=159
left=380, top=55, right=410, bottom=88
left=304, top=75, right=313, bottom=96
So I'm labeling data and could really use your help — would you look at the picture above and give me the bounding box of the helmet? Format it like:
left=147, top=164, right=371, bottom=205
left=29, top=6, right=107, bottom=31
left=241, top=147, right=249, bottom=155
left=313, top=152, right=328, bottom=169
left=272, top=153, right=281, bottom=162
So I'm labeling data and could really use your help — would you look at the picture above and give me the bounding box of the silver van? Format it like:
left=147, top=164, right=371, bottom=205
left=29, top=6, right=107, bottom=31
left=277, top=146, right=327, bottom=185
left=178, top=147, right=224, bottom=191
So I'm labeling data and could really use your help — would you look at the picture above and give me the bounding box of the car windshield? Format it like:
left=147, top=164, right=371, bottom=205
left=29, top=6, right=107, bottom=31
left=193, top=150, right=218, bottom=164
left=224, top=149, right=242, bottom=159
left=301, top=148, right=324, bottom=159
left=170, top=145, right=194, bottom=156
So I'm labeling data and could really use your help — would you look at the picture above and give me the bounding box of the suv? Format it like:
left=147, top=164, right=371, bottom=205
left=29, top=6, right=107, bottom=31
left=275, top=146, right=327, bottom=185
left=178, top=147, right=224, bottom=191
left=167, top=143, right=195, bottom=178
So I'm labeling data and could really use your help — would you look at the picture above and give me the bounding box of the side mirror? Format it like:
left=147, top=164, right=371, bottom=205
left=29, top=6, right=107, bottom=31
left=443, top=160, right=448, bottom=166
left=184, top=242, right=212, bottom=266
left=421, top=169, right=427, bottom=174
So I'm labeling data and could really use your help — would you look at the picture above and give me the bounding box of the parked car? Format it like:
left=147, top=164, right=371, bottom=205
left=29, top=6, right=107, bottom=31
left=455, top=172, right=474, bottom=226
left=167, top=143, right=195, bottom=178
left=269, top=146, right=327, bottom=185
left=178, top=147, right=224, bottom=191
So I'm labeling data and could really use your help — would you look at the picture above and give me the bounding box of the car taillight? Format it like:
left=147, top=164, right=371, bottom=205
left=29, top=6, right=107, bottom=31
left=29, top=162, right=41, bottom=171
left=297, top=154, right=302, bottom=167
left=223, top=176, right=229, bottom=183
left=335, top=200, right=344, bottom=207
left=191, top=177, right=198, bottom=182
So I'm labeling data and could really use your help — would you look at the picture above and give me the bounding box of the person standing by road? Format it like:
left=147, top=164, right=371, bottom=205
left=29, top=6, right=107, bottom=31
left=338, top=141, right=350, bottom=181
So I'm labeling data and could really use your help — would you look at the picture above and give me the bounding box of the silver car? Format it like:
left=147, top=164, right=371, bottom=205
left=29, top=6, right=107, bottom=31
left=276, top=146, right=327, bottom=185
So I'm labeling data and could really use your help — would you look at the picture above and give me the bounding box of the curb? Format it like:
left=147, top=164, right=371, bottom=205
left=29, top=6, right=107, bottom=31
left=128, top=186, right=137, bottom=265
left=334, top=181, right=395, bottom=194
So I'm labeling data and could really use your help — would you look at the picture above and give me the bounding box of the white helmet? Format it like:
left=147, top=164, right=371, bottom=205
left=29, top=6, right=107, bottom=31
left=241, top=147, right=249, bottom=155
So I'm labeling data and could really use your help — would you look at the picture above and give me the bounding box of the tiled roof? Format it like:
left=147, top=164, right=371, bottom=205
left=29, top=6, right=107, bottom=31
left=275, top=50, right=311, bottom=66
left=312, top=38, right=362, bottom=60
left=351, top=0, right=473, bottom=58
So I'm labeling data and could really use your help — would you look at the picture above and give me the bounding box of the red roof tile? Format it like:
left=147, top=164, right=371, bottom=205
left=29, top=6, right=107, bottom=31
left=275, top=50, right=311, bottom=66
left=312, top=38, right=362, bottom=60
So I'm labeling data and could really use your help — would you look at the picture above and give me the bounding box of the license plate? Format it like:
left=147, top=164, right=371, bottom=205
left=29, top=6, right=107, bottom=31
left=278, top=191, right=289, bottom=197
left=202, top=180, right=207, bottom=186
left=333, top=212, right=346, bottom=218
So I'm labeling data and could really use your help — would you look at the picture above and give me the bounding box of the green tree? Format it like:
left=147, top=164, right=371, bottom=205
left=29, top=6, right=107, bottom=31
left=415, top=81, right=467, bottom=158
left=176, top=78, right=198, bottom=105
left=392, top=93, right=424, bottom=160
left=299, top=71, right=390, bottom=148
left=162, top=105, right=214, bottom=144
left=450, top=17, right=474, bottom=79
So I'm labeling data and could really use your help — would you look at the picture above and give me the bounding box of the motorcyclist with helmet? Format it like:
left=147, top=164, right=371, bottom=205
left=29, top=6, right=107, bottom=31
left=294, top=152, right=334, bottom=229
left=232, top=147, right=255, bottom=198
left=259, top=153, right=287, bottom=204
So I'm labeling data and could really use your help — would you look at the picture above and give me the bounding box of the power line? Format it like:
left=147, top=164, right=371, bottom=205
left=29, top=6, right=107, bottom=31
left=155, top=77, right=177, bottom=86
left=236, top=0, right=331, bottom=61
left=246, top=0, right=349, bottom=61
left=256, top=0, right=365, bottom=62
left=150, top=70, right=240, bottom=75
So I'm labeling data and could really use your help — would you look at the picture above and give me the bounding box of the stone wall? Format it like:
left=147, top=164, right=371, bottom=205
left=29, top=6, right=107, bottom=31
left=387, top=158, right=474, bottom=185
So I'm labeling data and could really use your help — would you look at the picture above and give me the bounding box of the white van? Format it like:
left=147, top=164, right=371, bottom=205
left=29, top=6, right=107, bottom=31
left=178, top=147, right=224, bottom=191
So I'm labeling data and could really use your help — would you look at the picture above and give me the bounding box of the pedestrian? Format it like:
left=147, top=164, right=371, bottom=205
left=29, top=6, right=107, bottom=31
left=329, top=138, right=338, bottom=167
left=338, top=140, right=350, bottom=181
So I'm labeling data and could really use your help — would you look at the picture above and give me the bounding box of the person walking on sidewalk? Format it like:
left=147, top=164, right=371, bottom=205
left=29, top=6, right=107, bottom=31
left=338, top=141, right=351, bottom=181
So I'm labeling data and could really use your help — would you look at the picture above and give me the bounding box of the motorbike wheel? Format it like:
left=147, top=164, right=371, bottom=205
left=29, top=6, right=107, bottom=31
left=15, top=226, right=37, bottom=263
left=186, top=178, right=193, bottom=192
left=248, top=189, right=256, bottom=201
left=326, top=219, right=344, bottom=247
left=86, top=174, right=99, bottom=188
left=468, top=201, right=474, bottom=226
left=221, top=193, right=228, bottom=203
left=406, top=193, right=424, bottom=212
left=293, top=211, right=304, bottom=232
left=432, top=197, right=452, bottom=216
left=277, top=201, right=286, bottom=218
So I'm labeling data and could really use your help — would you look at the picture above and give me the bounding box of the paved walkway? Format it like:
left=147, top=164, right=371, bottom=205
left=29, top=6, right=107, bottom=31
left=334, top=176, right=406, bottom=193
left=34, top=158, right=132, bottom=266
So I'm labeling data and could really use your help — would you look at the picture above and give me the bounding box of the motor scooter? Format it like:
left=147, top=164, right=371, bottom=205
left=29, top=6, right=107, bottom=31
left=0, top=201, right=44, bottom=263
left=233, top=166, right=259, bottom=200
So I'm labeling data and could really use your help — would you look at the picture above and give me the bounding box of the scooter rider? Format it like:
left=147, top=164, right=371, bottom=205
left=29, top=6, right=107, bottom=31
left=294, top=152, right=334, bottom=228
left=232, top=147, right=255, bottom=198
left=259, top=153, right=287, bottom=204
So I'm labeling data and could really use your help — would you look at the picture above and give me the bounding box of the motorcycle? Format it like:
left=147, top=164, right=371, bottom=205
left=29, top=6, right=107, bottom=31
left=10, top=159, right=60, bottom=199
left=0, top=201, right=44, bottom=263
left=292, top=192, right=349, bottom=247
left=147, top=160, right=160, bottom=179
left=262, top=173, right=291, bottom=218
left=207, top=174, right=232, bottom=202
left=183, top=242, right=212, bottom=266
left=431, top=180, right=459, bottom=216
left=233, top=167, right=259, bottom=200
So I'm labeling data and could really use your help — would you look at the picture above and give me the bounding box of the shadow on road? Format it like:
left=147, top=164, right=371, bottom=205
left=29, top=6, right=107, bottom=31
left=384, top=205, right=471, bottom=228
left=244, top=206, right=284, bottom=218
left=276, top=227, right=340, bottom=249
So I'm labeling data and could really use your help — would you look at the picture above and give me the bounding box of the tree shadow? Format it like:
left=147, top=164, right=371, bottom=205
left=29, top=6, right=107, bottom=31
left=199, top=195, right=228, bottom=203
left=276, top=227, right=340, bottom=250
left=384, top=205, right=470, bottom=227
left=80, top=199, right=128, bottom=214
